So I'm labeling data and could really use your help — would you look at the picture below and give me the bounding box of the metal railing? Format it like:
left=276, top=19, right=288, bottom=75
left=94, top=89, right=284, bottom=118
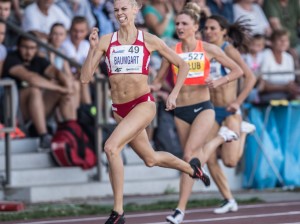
left=0, top=18, right=112, bottom=185
left=0, top=80, right=16, bottom=187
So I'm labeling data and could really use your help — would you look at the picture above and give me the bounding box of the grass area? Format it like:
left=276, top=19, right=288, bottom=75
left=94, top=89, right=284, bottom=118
left=0, top=197, right=263, bottom=222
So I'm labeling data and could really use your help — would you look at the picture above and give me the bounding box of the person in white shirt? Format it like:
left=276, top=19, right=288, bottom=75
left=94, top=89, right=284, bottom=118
left=62, top=16, right=91, bottom=104
left=22, top=0, right=71, bottom=42
left=259, top=29, right=299, bottom=102
left=233, top=0, right=271, bottom=37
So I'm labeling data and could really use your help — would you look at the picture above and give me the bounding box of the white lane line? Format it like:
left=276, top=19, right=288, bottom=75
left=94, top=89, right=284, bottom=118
left=16, top=201, right=300, bottom=224
left=279, top=222, right=300, bottom=224
left=144, top=211, right=300, bottom=224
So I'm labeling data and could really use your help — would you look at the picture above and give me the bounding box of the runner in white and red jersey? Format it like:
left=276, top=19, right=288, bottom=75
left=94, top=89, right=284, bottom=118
left=80, top=0, right=214, bottom=223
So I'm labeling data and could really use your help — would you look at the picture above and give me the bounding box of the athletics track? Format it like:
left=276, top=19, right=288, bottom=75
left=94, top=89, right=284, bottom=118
left=8, top=201, right=300, bottom=224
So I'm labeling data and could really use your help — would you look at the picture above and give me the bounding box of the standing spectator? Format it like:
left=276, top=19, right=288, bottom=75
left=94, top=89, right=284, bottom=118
left=263, top=0, right=300, bottom=67
left=259, top=29, right=299, bottom=102
left=233, top=0, right=271, bottom=37
left=2, top=33, right=77, bottom=151
left=55, top=0, right=96, bottom=30
left=142, top=0, right=176, bottom=40
left=206, top=0, right=234, bottom=23
left=62, top=16, right=92, bottom=104
left=22, top=0, right=71, bottom=42
left=90, top=0, right=115, bottom=37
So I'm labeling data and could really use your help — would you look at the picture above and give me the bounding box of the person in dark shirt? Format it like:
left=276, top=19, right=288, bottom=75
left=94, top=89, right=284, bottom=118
left=2, top=32, right=78, bottom=151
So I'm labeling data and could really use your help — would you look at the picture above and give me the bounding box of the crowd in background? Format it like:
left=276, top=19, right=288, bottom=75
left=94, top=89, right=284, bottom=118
left=0, top=0, right=300, bottom=151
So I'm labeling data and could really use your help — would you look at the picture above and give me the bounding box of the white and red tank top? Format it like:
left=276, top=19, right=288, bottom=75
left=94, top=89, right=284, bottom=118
left=105, top=30, right=151, bottom=76
left=172, top=40, right=210, bottom=85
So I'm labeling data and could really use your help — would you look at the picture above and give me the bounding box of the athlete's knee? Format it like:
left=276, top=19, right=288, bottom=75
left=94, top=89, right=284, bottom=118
left=223, top=158, right=238, bottom=168
left=104, top=141, right=119, bottom=159
left=183, top=154, right=192, bottom=162
left=207, top=157, right=218, bottom=167
left=143, top=155, right=157, bottom=167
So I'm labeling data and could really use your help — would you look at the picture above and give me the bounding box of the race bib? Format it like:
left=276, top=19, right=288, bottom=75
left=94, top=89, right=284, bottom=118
left=174, top=52, right=205, bottom=78
left=110, top=45, right=144, bottom=73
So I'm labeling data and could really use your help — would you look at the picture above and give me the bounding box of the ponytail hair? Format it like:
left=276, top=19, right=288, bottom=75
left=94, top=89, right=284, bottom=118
left=208, top=15, right=251, bottom=52
left=178, top=2, right=201, bottom=24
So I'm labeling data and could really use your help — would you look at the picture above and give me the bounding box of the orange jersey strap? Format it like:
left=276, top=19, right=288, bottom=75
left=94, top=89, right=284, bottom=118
left=172, top=40, right=210, bottom=85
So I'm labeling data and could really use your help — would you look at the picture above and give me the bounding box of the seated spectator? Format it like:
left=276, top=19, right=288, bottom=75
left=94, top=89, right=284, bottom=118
left=2, top=33, right=78, bottom=151
left=0, top=20, right=7, bottom=121
left=206, top=0, right=234, bottom=23
left=233, top=0, right=271, bottom=37
left=258, top=29, right=300, bottom=102
left=263, top=0, right=300, bottom=68
left=62, top=16, right=92, bottom=104
left=55, top=0, right=96, bottom=31
left=0, top=21, right=7, bottom=77
left=47, top=23, right=80, bottom=109
left=243, top=34, right=265, bottom=74
left=243, top=34, right=266, bottom=103
left=22, top=0, right=71, bottom=42
left=0, top=0, right=18, bottom=50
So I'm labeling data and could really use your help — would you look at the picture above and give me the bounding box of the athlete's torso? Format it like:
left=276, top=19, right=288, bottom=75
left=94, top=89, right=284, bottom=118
left=172, top=40, right=210, bottom=106
left=209, top=41, right=238, bottom=107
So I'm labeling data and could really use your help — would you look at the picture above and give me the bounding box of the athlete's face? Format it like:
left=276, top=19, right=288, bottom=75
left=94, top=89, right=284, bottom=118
left=176, top=14, right=198, bottom=40
left=114, top=0, right=138, bottom=26
left=204, top=19, right=226, bottom=44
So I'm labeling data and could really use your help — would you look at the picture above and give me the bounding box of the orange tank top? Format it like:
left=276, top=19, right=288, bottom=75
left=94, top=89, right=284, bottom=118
left=172, top=40, right=210, bottom=85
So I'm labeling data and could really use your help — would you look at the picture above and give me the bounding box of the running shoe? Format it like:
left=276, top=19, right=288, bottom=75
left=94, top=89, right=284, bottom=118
left=105, top=210, right=125, bottom=224
left=214, top=199, right=238, bottom=214
left=189, top=158, right=210, bottom=187
left=241, top=121, right=256, bottom=134
left=166, top=208, right=184, bottom=224
left=218, top=126, right=239, bottom=142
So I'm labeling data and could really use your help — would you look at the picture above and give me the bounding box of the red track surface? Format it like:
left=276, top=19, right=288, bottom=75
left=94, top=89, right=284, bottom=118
left=9, top=201, right=300, bottom=224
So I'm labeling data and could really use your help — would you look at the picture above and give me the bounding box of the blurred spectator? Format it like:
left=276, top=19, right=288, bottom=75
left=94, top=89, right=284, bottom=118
left=90, top=0, right=114, bottom=37
left=188, top=0, right=212, bottom=35
left=55, top=0, right=96, bottom=30
left=206, top=0, right=234, bottom=23
left=10, top=0, right=22, bottom=24
left=0, top=0, right=18, bottom=50
left=2, top=33, right=77, bottom=151
left=243, top=34, right=266, bottom=103
left=0, top=20, right=6, bottom=77
left=62, top=16, right=92, bottom=104
left=233, top=0, right=271, bottom=37
left=142, top=0, right=176, bottom=39
left=22, top=0, right=71, bottom=42
left=47, top=23, right=80, bottom=115
left=172, top=0, right=187, bottom=14
left=242, top=34, right=265, bottom=74
left=0, top=0, right=11, bottom=21
left=47, top=23, right=73, bottom=77
left=258, top=29, right=299, bottom=102
left=263, top=0, right=300, bottom=67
